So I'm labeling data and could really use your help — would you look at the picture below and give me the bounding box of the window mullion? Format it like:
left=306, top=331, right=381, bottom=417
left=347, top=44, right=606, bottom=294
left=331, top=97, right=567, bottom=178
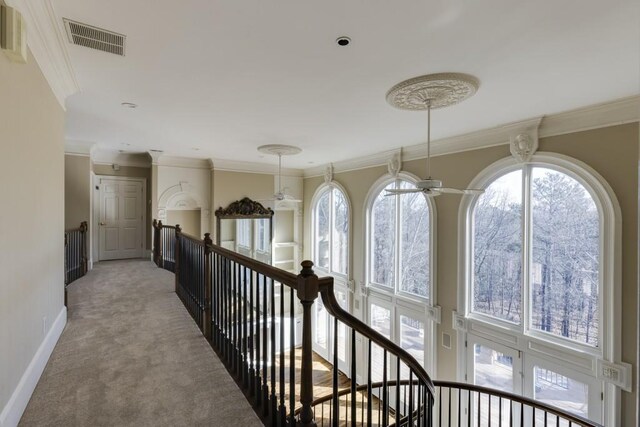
left=328, top=189, right=333, bottom=274
left=522, top=165, right=532, bottom=338
left=395, top=180, right=402, bottom=293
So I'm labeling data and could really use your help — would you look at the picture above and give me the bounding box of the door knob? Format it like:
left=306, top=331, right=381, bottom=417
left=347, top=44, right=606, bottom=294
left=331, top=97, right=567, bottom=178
left=100, top=222, right=106, bottom=226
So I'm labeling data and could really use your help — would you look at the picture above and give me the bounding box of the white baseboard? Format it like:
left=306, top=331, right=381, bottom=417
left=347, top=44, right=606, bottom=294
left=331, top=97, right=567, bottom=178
left=0, top=306, right=67, bottom=427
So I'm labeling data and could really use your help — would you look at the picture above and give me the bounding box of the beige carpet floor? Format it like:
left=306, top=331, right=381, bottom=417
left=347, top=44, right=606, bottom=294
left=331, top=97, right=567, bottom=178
left=19, top=259, right=262, bottom=427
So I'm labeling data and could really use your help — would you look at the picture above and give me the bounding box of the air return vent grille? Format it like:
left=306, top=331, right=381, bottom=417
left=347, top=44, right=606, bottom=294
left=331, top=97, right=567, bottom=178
left=63, top=19, right=125, bottom=56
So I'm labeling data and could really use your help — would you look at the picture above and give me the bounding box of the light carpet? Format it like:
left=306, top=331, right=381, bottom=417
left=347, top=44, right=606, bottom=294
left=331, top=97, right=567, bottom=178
left=19, top=259, right=262, bottom=427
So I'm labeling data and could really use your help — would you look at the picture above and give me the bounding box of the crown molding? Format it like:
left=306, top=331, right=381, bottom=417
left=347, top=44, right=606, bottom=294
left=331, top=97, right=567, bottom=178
left=303, top=96, right=639, bottom=178
left=7, top=0, right=79, bottom=109
left=91, top=149, right=151, bottom=168
left=538, top=95, right=639, bottom=138
left=157, top=156, right=212, bottom=170
left=211, top=158, right=304, bottom=177
left=64, top=140, right=96, bottom=157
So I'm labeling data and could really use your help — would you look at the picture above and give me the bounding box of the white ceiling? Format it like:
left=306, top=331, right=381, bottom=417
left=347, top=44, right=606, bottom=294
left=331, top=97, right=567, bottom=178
left=57, top=0, right=639, bottom=168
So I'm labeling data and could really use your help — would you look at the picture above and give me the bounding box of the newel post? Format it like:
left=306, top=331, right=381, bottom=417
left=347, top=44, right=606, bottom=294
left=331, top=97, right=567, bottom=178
left=296, top=260, right=319, bottom=427
left=203, top=233, right=213, bottom=341
left=80, top=221, right=88, bottom=275
left=174, top=224, right=181, bottom=294
left=152, top=219, right=160, bottom=266
left=157, top=220, right=164, bottom=267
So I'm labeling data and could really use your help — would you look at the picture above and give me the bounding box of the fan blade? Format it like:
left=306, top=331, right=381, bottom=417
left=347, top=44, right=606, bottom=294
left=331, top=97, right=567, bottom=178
left=435, top=187, right=465, bottom=194
left=435, top=187, right=485, bottom=195
left=385, top=188, right=423, bottom=196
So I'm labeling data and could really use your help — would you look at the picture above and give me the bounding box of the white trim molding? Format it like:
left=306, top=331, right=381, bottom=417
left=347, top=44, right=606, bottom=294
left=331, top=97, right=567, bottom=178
left=0, top=306, right=67, bottom=427
left=304, top=96, right=639, bottom=178
left=211, top=158, right=304, bottom=177
left=6, top=0, right=79, bottom=108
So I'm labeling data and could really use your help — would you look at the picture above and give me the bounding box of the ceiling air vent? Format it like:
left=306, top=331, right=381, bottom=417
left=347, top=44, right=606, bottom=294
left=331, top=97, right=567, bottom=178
left=63, top=19, right=125, bottom=56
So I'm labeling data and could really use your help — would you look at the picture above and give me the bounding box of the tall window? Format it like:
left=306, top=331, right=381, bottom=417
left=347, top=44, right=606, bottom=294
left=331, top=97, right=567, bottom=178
left=369, top=179, right=431, bottom=298
left=313, top=185, right=349, bottom=277
left=462, top=154, right=621, bottom=425
left=472, top=166, right=599, bottom=346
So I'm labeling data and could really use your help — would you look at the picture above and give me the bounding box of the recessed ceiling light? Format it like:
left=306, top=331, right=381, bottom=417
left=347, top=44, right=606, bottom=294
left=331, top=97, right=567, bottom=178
left=121, top=102, right=137, bottom=108
left=336, top=36, right=351, bottom=46
left=308, top=161, right=315, bottom=164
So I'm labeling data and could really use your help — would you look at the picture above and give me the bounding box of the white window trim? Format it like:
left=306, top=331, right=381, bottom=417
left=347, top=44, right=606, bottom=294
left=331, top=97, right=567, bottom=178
left=456, top=152, right=623, bottom=425
left=364, top=172, right=437, bottom=305
left=310, top=181, right=352, bottom=283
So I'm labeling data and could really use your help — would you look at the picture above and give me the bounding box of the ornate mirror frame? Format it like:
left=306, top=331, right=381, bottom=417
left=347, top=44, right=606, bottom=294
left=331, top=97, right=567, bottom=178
left=214, top=197, right=274, bottom=247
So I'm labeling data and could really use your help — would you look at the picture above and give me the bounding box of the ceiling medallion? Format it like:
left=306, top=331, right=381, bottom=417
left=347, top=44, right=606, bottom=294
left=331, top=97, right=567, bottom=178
left=257, top=144, right=302, bottom=156
left=386, top=73, right=479, bottom=110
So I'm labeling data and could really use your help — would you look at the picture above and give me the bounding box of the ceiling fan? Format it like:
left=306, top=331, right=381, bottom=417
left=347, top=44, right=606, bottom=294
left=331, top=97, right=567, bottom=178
left=257, top=144, right=302, bottom=203
left=384, top=73, right=484, bottom=197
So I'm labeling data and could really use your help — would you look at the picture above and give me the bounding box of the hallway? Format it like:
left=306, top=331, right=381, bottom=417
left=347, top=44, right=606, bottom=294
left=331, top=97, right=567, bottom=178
left=19, top=259, right=262, bottom=426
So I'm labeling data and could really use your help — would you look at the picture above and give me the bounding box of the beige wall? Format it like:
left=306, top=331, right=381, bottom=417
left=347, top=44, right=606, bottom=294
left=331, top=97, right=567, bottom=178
left=303, top=123, right=638, bottom=423
left=0, top=50, right=65, bottom=419
left=166, top=210, right=201, bottom=238
left=93, top=164, right=152, bottom=250
left=64, top=155, right=91, bottom=229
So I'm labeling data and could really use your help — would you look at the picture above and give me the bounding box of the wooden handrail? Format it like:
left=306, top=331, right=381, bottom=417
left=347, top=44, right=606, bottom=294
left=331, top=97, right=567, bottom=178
left=432, top=380, right=602, bottom=427
left=206, top=242, right=299, bottom=289
left=318, top=281, right=436, bottom=396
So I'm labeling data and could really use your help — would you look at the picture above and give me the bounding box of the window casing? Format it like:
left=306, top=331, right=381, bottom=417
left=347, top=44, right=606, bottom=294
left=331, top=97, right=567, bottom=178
left=459, top=153, right=622, bottom=425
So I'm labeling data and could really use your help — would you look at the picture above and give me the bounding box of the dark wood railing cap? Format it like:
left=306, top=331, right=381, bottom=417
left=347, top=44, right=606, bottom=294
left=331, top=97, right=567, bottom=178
left=203, top=232, right=213, bottom=245
left=299, top=260, right=315, bottom=277
left=297, top=261, right=318, bottom=303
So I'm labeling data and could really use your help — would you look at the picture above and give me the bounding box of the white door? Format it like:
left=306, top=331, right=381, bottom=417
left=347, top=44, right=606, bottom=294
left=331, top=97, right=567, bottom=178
left=98, top=178, right=144, bottom=260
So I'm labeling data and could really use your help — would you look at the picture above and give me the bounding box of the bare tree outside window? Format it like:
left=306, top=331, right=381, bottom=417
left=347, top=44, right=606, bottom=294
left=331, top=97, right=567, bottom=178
left=473, top=170, right=522, bottom=323
left=531, top=168, right=599, bottom=346
left=372, top=183, right=396, bottom=288
left=371, top=180, right=430, bottom=297
left=472, top=167, right=599, bottom=346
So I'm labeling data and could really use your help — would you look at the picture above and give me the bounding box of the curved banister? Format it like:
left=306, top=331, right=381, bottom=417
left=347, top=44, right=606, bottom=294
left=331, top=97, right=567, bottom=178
left=304, top=378, right=601, bottom=427
left=318, top=280, right=436, bottom=396
left=433, top=380, right=602, bottom=427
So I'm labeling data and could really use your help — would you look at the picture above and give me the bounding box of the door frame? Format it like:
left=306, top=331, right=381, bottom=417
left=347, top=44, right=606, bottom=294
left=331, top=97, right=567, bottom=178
left=92, top=175, right=147, bottom=263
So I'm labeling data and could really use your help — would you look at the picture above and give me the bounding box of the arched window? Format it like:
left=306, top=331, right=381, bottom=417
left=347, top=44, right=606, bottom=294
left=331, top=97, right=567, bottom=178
left=363, top=173, right=437, bottom=376
left=312, top=183, right=350, bottom=278
left=368, top=178, right=432, bottom=299
left=471, top=165, right=600, bottom=345
left=460, top=153, right=623, bottom=425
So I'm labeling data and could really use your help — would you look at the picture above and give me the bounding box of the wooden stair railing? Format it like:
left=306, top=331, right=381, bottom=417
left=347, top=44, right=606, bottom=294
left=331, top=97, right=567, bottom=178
left=152, top=221, right=436, bottom=426
left=151, top=221, right=601, bottom=427
left=64, top=221, right=88, bottom=306
left=304, top=380, right=601, bottom=427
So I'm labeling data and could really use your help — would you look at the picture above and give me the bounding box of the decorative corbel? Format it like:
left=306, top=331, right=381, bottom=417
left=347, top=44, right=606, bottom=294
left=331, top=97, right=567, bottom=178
left=324, top=164, right=334, bottom=184
left=507, top=117, right=543, bottom=163
left=387, top=149, right=402, bottom=177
